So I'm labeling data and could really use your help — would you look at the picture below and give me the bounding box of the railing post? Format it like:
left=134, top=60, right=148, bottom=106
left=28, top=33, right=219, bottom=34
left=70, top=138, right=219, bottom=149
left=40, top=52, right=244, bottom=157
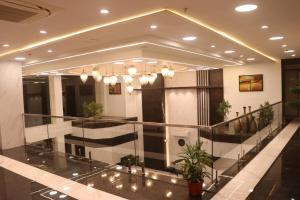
left=211, top=127, right=214, bottom=184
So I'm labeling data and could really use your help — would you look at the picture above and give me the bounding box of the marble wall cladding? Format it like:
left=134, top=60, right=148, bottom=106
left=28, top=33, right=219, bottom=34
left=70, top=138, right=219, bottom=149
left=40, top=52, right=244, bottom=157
left=0, top=61, right=25, bottom=150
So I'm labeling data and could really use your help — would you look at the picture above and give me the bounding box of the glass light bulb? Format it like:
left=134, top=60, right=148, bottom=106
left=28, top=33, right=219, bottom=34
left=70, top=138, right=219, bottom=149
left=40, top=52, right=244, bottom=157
left=161, top=67, right=169, bottom=77
left=110, top=75, right=118, bottom=86
left=126, top=85, right=134, bottom=94
left=92, top=70, right=99, bottom=80
left=128, top=66, right=137, bottom=76
left=96, top=74, right=103, bottom=82
left=149, top=74, right=156, bottom=85
left=80, top=71, right=88, bottom=83
left=168, top=69, right=175, bottom=78
left=123, top=75, right=133, bottom=84
left=103, top=77, right=110, bottom=85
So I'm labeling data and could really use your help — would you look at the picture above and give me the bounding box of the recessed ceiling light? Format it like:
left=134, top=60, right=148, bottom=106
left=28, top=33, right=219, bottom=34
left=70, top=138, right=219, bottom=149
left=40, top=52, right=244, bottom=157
left=224, top=50, right=235, bottom=54
left=47, top=49, right=53, bottom=53
left=72, top=172, right=79, bottom=176
left=114, top=61, right=124, bottom=65
left=2, top=44, right=9, bottom=47
left=49, top=191, right=58, bottom=195
left=150, top=25, right=157, bottom=29
left=240, top=55, right=244, bottom=58
left=148, top=61, right=157, bottom=64
left=182, top=36, right=197, bottom=41
left=291, top=54, right=296, bottom=57
left=261, top=25, right=269, bottom=29
left=284, top=50, right=295, bottom=53
left=211, top=45, right=216, bottom=48
left=247, top=58, right=255, bottom=61
left=235, top=4, right=258, bottom=12
left=281, top=44, right=287, bottom=48
left=269, top=36, right=284, bottom=40
left=39, top=30, right=47, bottom=34
left=132, top=59, right=143, bottom=63
left=59, top=194, right=67, bottom=199
left=100, top=9, right=109, bottom=14
left=15, top=57, right=26, bottom=61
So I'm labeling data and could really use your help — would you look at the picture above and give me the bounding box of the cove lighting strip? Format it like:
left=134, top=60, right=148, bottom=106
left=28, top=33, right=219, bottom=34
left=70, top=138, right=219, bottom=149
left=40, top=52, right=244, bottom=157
left=2, top=8, right=276, bottom=62
left=23, top=41, right=241, bottom=69
left=167, top=9, right=278, bottom=62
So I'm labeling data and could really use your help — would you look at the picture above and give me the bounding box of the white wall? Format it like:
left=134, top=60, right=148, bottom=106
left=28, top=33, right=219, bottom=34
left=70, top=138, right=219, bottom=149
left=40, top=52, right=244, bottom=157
left=223, top=62, right=282, bottom=119
left=0, top=62, right=24, bottom=150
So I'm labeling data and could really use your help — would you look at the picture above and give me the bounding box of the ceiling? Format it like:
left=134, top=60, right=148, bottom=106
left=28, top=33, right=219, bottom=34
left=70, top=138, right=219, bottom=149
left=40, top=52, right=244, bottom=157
left=0, top=0, right=299, bottom=75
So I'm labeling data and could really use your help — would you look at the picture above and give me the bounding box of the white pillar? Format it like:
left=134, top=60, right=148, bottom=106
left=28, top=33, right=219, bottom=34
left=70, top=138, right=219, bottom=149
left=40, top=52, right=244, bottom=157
left=0, top=61, right=24, bottom=150
left=48, top=75, right=65, bottom=153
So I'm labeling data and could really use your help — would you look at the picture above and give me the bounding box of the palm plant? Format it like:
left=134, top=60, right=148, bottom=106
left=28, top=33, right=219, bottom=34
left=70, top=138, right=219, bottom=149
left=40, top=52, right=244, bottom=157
left=173, top=141, right=212, bottom=182
left=83, top=101, right=103, bottom=118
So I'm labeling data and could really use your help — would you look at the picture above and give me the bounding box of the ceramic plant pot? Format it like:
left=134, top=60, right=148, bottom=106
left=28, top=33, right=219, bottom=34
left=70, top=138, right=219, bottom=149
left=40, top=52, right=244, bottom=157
left=188, top=181, right=203, bottom=196
left=234, top=112, right=242, bottom=134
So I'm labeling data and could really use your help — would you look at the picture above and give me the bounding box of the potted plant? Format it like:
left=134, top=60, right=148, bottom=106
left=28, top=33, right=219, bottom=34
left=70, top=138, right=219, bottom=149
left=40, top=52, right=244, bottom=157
left=83, top=101, right=103, bottom=118
left=217, top=100, right=232, bottom=121
left=173, top=141, right=212, bottom=196
left=258, top=101, right=274, bottom=130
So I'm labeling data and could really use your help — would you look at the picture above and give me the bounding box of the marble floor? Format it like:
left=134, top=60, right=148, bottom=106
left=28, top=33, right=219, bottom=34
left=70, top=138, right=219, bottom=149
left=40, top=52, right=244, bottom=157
left=247, top=129, right=300, bottom=200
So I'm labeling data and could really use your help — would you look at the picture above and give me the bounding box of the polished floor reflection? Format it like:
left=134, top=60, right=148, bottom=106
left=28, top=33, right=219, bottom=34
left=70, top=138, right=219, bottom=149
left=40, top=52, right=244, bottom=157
left=1, top=146, right=214, bottom=200
left=247, top=129, right=300, bottom=200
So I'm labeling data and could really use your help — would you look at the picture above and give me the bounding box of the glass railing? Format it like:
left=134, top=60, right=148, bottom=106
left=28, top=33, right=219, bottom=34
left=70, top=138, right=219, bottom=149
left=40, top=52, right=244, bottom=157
left=21, top=101, right=282, bottom=199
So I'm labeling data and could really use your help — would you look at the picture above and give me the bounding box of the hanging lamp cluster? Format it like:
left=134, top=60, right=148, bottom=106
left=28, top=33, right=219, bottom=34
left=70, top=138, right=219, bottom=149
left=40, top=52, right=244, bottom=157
left=80, top=64, right=176, bottom=94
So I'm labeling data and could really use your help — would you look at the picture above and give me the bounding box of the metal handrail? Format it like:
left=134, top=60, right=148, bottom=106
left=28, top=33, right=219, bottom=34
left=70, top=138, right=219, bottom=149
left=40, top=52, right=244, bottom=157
left=23, top=101, right=282, bottom=130
left=211, top=101, right=282, bottom=128
left=23, top=113, right=211, bottom=130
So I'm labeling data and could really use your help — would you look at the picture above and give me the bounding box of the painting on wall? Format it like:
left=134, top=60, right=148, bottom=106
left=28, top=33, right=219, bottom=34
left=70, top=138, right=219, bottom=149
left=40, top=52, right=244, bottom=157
left=239, top=74, right=263, bottom=92
left=109, top=83, right=122, bottom=95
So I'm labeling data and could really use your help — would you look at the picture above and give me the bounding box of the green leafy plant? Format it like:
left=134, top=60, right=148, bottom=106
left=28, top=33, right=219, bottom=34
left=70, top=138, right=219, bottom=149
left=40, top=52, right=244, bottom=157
left=259, top=101, right=274, bottom=127
left=173, top=141, right=212, bottom=182
left=83, top=101, right=103, bottom=117
left=217, top=100, right=232, bottom=118
left=120, top=154, right=139, bottom=166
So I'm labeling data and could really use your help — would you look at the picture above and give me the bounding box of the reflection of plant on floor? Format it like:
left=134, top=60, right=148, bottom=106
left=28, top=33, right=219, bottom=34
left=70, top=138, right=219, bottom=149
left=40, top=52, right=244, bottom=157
left=217, top=100, right=231, bottom=120
left=172, top=141, right=212, bottom=196
left=258, top=101, right=274, bottom=129
left=83, top=101, right=103, bottom=118
left=120, top=154, right=139, bottom=166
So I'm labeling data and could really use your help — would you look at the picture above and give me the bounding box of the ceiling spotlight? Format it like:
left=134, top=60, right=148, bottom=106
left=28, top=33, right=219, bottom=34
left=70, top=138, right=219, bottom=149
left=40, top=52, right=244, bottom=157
left=147, top=61, right=157, bottom=64
left=47, top=49, right=53, bottom=53
left=292, top=54, right=296, bottom=57
left=39, top=30, right=47, bottom=34
left=210, top=45, right=216, bottom=48
left=224, top=50, right=235, bottom=54
left=114, top=61, right=124, bottom=65
left=128, top=66, right=137, bottom=76
left=150, top=25, right=157, bottom=29
left=2, top=44, right=9, bottom=47
left=281, top=44, right=287, bottom=48
left=240, top=55, right=244, bottom=58
left=284, top=50, right=295, bottom=53
left=132, top=59, right=143, bottom=63
left=100, top=9, right=110, bottom=14
left=269, top=36, right=284, bottom=40
left=182, top=36, right=197, bottom=41
left=261, top=25, right=269, bottom=29
left=59, top=194, right=67, bottom=199
left=15, top=57, right=26, bottom=61
left=49, top=191, right=58, bottom=196
left=247, top=58, right=255, bottom=61
left=80, top=70, right=88, bottom=84
left=235, top=4, right=258, bottom=12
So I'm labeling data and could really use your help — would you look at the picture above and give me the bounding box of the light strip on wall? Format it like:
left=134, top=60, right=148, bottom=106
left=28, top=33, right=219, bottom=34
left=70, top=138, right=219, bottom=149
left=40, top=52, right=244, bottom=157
left=167, top=9, right=278, bottom=62
left=0, top=9, right=166, bottom=57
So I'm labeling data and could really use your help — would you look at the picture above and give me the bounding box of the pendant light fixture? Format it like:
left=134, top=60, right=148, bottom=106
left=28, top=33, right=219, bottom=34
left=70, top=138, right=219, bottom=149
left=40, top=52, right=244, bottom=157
left=80, top=69, right=88, bottom=83
left=110, top=75, right=118, bottom=86
left=123, top=75, right=133, bottom=84
left=92, top=68, right=99, bottom=80
left=128, top=65, right=137, bottom=76
left=96, top=74, right=103, bottom=82
left=126, top=84, right=134, bottom=94
left=161, top=66, right=170, bottom=77
left=103, top=76, right=110, bottom=85
left=168, top=68, right=175, bottom=78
